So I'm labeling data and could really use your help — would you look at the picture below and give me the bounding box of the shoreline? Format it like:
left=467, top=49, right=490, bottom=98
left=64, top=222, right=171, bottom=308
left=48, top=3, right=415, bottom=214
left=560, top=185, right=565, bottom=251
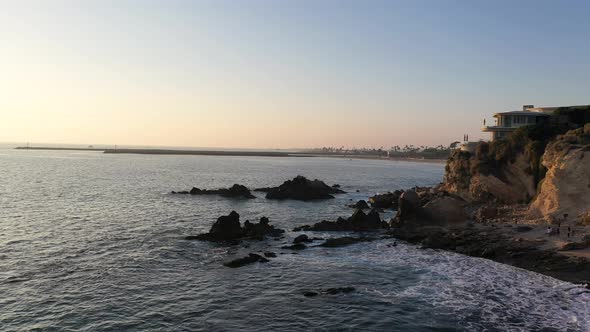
left=14, top=146, right=446, bottom=163
left=393, top=222, right=590, bottom=286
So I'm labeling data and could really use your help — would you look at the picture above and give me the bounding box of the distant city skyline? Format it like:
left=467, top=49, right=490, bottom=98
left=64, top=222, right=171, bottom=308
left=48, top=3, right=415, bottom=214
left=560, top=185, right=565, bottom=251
left=2, top=0, right=589, bottom=148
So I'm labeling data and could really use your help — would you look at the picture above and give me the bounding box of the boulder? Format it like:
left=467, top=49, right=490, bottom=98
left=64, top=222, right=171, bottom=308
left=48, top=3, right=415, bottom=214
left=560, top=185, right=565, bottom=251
left=368, top=190, right=403, bottom=209
left=206, top=211, right=243, bottom=241
left=293, top=234, right=312, bottom=244
left=255, top=176, right=345, bottom=201
left=293, top=209, right=388, bottom=232
left=223, top=253, right=269, bottom=268
left=348, top=200, right=370, bottom=209
left=263, top=252, right=277, bottom=258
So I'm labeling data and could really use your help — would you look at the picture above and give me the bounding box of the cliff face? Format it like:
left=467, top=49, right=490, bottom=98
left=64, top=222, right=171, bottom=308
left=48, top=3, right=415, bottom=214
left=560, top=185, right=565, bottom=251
left=442, top=150, right=536, bottom=204
left=528, top=126, right=590, bottom=222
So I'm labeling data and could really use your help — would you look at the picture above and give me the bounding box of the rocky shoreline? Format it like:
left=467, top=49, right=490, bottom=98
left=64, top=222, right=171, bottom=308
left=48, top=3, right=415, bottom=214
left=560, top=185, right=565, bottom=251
left=181, top=169, right=590, bottom=288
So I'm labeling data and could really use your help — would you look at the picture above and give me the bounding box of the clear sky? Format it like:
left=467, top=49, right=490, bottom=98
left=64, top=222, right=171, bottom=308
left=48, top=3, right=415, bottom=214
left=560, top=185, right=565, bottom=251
left=1, top=0, right=589, bottom=149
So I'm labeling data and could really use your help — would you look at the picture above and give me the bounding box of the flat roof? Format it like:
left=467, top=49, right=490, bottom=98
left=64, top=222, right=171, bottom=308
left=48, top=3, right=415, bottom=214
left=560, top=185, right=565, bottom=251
left=493, top=111, right=551, bottom=117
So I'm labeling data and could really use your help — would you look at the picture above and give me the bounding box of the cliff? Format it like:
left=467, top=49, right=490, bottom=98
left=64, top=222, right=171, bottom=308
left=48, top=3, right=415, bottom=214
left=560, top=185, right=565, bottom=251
left=442, top=107, right=590, bottom=223
left=528, top=125, right=590, bottom=223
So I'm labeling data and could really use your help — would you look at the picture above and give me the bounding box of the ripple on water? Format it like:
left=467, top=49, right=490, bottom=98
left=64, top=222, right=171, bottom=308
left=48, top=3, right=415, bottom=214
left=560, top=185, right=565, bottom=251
left=0, top=150, right=588, bottom=331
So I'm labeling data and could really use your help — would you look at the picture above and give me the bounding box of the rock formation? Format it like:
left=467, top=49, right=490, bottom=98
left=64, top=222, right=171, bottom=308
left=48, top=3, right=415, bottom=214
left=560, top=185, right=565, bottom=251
left=293, top=209, right=388, bottom=232
left=186, top=211, right=284, bottom=242
left=255, top=176, right=344, bottom=201
left=172, top=184, right=255, bottom=199
left=528, top=126, right=590, bottom=222
left=368, top=191, right=403, bottom=209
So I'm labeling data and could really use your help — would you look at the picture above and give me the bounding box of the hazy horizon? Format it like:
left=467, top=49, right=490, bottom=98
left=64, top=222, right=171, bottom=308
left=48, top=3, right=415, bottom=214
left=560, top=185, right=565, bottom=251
left=2, top=0, right=589, bottom=149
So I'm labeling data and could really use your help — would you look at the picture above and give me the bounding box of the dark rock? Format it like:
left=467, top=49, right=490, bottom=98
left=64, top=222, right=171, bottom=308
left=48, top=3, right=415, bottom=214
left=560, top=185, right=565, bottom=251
left=264, top=252, right=277, bottom=258
left=171, top=190, right=190, bottom=194
left=332, top=184, right=341, bottom=188
left=281, top=243, right=307, bottom=250
left=319, top=236, right=375, bottom=248
left=293, top=234, right=312, bottom=244
left=368, top=190, right=403, bottom=209
left=223, top=253, right=269, bottom=268
left=516, top=226, right=533, bottom=232
left=174, top=184, right=256, bottom=199
left=197, top=211, right=243, bottom=241
left=325, top=287, right=355, bottom=295
left=303, top=291, right=319, bottom=297
left=243, top=216, right=285, bottom=240
left=348, top=200, right=370, bottom=209
left=187, top=212, right=284, bottom=242
left=294, top=209, right=388, bottom=232
left=256, top=176, right=345, bottom=201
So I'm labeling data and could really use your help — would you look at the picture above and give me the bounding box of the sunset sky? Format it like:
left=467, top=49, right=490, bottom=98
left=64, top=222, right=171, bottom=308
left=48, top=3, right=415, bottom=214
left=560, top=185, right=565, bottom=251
left=1, top=0, right=589, bottom=149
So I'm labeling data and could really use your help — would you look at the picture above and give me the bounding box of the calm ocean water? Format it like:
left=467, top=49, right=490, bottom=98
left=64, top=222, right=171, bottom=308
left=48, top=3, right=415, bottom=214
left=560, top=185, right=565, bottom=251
left=1, top=148, right=589, bottom=331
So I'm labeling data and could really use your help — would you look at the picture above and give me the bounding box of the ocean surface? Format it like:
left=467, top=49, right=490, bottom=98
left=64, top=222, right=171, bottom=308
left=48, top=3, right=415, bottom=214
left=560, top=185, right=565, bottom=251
left=1, top=148, right=589, bottom=331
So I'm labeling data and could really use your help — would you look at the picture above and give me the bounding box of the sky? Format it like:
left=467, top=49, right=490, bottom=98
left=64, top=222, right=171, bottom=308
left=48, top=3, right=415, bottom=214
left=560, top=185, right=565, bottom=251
left=1, top=0, right=589, bottom=149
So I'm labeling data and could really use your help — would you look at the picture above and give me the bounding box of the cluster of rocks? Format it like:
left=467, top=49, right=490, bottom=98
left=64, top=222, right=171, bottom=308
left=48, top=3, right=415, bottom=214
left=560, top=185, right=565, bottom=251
left=255, top=176, right=345, bottom=201
left=172, top=184, right=255, bottom=199
left=185, top=211, right=284, bottom=242
left=368, top=190, right=403, bottom=209
left=293, top=209, right=388, bottom=232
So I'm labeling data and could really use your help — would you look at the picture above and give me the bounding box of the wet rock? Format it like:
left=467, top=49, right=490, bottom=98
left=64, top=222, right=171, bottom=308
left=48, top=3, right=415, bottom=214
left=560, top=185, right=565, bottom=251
left=368, top=190, right=403, bottom=209
left=332, top=184, right=341, bottom=188
left=263, top=252, right=277, bottom=258
left=293, top=234, right=312, bottom=244
left=293, top=209, right=388, bottom=232
left=303, top=291, right=319, bottom=297
left=324, top=287, right=355, bottom=295
left=255, top=176, right=345, bottom=201
left=171, top=190, right=190, bottom=194
left=184, top=184, right=255, bottom=199
left=223, top=253, right=269, bottom=268
left=243, top=216, right=285, bottom=240
left=319, top=236, right=375, bottom=248
left=348, top=200, right=370, bottom=209
left=281, top=243, right=307, bottom=250
left=194, top=211, right=243, bottom=241
left=187, top=212, right=284, bottom=242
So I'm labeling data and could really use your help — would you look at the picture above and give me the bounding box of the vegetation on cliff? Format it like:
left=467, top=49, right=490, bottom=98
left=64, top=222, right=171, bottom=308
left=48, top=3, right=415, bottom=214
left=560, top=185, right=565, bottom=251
left=444, top=106, right=590, bottom=204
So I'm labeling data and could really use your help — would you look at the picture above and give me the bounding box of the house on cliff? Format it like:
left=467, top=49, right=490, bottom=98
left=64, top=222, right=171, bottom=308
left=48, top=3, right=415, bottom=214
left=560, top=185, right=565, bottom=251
left=482, top=104, right=590, bottom=141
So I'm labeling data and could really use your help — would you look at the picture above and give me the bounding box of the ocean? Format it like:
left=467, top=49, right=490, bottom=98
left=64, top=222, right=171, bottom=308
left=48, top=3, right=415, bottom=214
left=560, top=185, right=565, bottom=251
left=1, top=148, right=589, bottom=331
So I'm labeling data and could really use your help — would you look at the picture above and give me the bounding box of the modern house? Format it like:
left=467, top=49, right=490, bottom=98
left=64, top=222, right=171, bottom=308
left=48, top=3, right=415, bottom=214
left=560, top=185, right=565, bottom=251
left=482, top=105, right=552, bottom=141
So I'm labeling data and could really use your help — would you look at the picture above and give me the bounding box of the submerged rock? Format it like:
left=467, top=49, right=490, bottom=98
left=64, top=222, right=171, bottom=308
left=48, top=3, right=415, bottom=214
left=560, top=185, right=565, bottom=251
left=223, top=253, right=269, bottom=268
left=281, top=243, right=307, bottom=250
left=294, top=209, right=388, bottom=232
left=293, top=234, right=312, bottom=244
left=173, top=184, right=255, bottom=199
left=303, top=287, right=356, bottom=297
left=263, top=252, right=277, bottom=258
left=186, top=211, right=284, bottom=242
left=319, top=236, right=375, bottom=248
left=255, top=176, right=345, bottom=201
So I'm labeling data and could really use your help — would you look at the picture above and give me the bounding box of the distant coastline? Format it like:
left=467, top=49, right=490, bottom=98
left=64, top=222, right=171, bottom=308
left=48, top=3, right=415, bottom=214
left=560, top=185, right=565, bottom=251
left=14, top=146, right=446, bottom=163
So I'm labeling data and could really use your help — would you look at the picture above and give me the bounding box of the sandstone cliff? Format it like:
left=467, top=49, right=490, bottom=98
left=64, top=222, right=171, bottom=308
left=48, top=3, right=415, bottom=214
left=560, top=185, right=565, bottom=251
left=442, top=149, right=536, bottom=204
left=528, top=126, right=590, bottom=222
